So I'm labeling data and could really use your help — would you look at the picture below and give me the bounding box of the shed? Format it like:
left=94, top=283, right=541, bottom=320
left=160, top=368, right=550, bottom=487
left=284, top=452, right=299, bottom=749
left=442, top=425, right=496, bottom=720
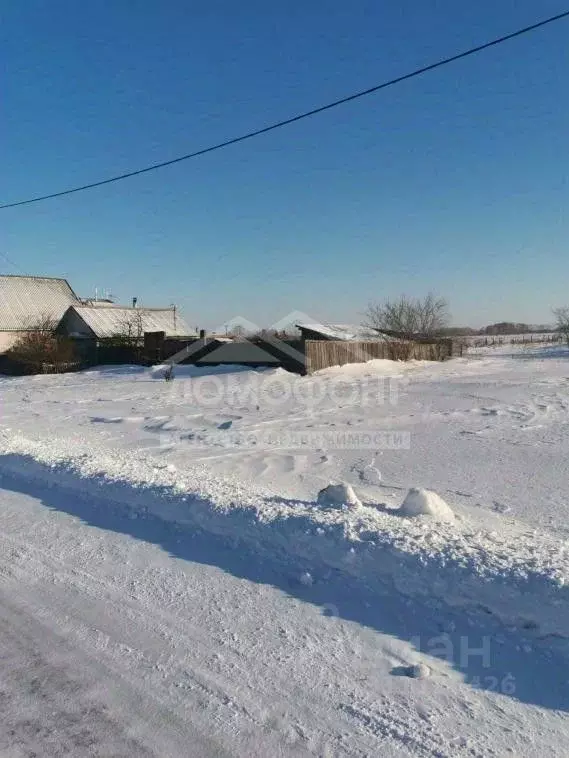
left=296, top=322, right=383, bottom=342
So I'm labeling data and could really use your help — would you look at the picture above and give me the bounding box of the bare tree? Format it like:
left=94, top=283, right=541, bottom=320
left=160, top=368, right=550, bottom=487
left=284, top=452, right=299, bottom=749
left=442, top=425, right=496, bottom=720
left=552, top=306, right=569, bottom=346
left=8, top=314, right=77, bottom=368
left=250, top=328, right=300, bottom=342
left=110, top=310, right=145, bottom=347
left=364, top=293, right=449, bottom=339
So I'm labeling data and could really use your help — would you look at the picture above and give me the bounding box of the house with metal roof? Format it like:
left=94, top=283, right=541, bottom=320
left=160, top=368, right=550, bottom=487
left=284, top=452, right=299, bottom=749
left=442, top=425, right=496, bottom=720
left=0, top=275, right=80, bottom=353
left=58, top=304, right=194, bottom=340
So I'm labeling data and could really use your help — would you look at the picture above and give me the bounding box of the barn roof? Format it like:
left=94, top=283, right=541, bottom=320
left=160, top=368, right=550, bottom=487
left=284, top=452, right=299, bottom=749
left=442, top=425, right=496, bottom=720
left=66, top=305, right=194, bottom=338
left=0, top=275, right=79, bottom=331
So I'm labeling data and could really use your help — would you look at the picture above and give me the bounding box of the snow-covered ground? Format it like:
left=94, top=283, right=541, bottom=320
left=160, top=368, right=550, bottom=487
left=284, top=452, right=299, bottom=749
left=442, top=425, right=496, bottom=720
left=1, top=344, right=569, bottom=756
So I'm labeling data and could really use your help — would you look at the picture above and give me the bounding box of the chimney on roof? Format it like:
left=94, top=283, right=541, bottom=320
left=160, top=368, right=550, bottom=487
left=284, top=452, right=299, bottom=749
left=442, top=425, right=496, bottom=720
left=132, top=297, right=138, bottom=308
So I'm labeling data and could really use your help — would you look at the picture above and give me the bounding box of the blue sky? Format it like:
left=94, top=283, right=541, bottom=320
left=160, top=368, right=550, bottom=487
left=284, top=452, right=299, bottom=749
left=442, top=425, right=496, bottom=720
left=2, top=1, right=568, bottom=329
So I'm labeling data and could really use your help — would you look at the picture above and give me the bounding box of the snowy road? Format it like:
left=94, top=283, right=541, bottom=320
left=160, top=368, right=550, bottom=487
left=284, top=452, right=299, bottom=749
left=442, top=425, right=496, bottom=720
left=0, top=489, right=234, bottom=758
left=1, top=482, right=567, bottom=757
left=0, top=485, right=410, bottom=758
left=0, top=591, right=199, bottom=758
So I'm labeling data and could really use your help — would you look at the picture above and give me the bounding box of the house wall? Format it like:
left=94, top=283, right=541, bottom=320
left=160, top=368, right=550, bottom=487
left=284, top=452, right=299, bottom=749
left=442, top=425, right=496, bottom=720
left=57, top=309, right=94, bottom=338
left=0, top=332, right=24, bottom=354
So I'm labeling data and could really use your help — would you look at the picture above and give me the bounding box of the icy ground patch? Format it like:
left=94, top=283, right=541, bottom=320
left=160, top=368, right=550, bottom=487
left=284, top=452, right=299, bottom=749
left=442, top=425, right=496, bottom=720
left=1, top=345, right=569, bottom=755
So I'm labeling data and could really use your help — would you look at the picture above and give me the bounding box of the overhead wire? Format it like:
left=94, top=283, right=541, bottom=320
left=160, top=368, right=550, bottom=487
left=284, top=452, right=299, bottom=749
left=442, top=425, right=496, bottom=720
left=0, top=251, right=27, bottom=274
left=1, top=10, right=568, bottom=210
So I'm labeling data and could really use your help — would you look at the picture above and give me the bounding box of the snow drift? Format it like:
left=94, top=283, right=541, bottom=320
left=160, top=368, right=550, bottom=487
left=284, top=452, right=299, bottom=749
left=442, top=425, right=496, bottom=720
left=0, top=431, right=568, bottom=641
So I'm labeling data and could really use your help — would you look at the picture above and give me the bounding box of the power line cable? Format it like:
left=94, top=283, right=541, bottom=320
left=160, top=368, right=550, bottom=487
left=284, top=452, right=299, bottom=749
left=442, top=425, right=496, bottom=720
left=0, top=251, right=27, bottom=274
left=2, top=9, right=568, bottom=211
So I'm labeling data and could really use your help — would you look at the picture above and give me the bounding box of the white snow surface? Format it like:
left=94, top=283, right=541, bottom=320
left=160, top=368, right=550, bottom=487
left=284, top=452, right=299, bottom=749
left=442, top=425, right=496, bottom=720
left=1, top=345, right=569, bottom=755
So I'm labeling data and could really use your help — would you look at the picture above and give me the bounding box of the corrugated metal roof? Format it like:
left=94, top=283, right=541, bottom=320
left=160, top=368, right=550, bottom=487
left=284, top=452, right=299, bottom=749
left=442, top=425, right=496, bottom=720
left=69, top=305, right=194, bottom=338
left=0, top=275, right=79, bottom=331
left=296, top=322, right=383, bottom=341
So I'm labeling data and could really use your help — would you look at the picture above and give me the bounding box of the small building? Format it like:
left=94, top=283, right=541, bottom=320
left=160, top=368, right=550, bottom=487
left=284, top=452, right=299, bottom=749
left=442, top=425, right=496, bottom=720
left=194, top=340, right=283, bottom=367
left=59, top=304, right=194, bottom=341
left=0, top=275, right=79, bottom=353
left=161, top=332, right=306, bottom=373
left=296, top=321, right=455, bottom=372
left=296, top=322, right=383, bottom=342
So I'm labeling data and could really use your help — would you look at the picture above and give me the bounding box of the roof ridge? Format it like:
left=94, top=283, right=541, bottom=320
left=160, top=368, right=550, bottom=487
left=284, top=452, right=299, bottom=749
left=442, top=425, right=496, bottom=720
left=0, top=275, right=79, bottom=331
left=74, top=304, right=175, bottom=311
left=0, top=273, right=71, bottom=282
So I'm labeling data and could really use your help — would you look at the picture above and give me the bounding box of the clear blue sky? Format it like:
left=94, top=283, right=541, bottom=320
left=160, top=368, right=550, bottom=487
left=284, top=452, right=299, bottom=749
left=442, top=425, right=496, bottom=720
left=2, top=1, right=568, bottom=329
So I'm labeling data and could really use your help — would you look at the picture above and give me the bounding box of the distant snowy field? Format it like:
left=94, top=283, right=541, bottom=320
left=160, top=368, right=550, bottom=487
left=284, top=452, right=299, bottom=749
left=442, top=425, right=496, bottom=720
left=464, top=332, right=562, bottom=346
left=1, top=343, right=569, bottom=756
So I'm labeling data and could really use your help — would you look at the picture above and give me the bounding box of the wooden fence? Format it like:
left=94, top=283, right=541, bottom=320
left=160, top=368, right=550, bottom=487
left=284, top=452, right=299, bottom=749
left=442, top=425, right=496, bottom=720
left=305, top=339, right=454, bottom=373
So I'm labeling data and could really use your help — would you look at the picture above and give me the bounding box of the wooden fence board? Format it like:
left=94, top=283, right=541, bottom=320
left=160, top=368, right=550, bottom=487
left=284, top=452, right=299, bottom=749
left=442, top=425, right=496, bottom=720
left=305, top=339, right=453, bottom=373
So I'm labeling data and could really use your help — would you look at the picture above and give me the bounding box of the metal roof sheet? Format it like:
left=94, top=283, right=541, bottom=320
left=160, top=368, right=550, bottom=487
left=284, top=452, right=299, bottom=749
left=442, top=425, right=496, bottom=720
left=70, top=305, right=194, bottom=338
left=0, top=275, right=79, bottom=331
left=296, top=322, right=383, bottom=341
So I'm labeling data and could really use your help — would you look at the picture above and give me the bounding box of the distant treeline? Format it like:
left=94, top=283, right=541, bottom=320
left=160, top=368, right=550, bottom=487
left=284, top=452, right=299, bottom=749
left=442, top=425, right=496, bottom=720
left=440, top=322, right=556, bottom=337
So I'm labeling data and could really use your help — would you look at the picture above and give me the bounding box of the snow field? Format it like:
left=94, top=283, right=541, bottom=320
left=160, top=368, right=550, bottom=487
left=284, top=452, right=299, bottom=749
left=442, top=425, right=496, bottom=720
left=2, top=345, right=569, bottom=755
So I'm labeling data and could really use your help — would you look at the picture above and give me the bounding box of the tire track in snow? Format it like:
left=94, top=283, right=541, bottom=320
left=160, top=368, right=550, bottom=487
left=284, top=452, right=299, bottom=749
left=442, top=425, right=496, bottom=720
left=0, top=490, right=397, bottom=757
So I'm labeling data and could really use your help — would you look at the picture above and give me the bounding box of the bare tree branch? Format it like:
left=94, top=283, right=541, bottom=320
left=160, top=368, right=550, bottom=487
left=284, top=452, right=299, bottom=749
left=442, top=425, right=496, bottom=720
left=8, top=313, right=77, bottom=367
left=110, top=311, right=145, bottom=347
left=363, top=294, right=449, bottom=339
left=553, top=306, right=569, bottom=346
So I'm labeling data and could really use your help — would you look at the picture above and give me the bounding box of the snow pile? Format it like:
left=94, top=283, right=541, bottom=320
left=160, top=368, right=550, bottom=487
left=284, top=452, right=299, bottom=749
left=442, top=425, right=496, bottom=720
left=398, top=663, right=432, bottom=680
left=408, top=663, right=431, bottom=679
left=314, top=357, right=430, bottom=378
left=399, top=488, right=455, bottom=523
left=317, top=483, right=361, bottom=510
